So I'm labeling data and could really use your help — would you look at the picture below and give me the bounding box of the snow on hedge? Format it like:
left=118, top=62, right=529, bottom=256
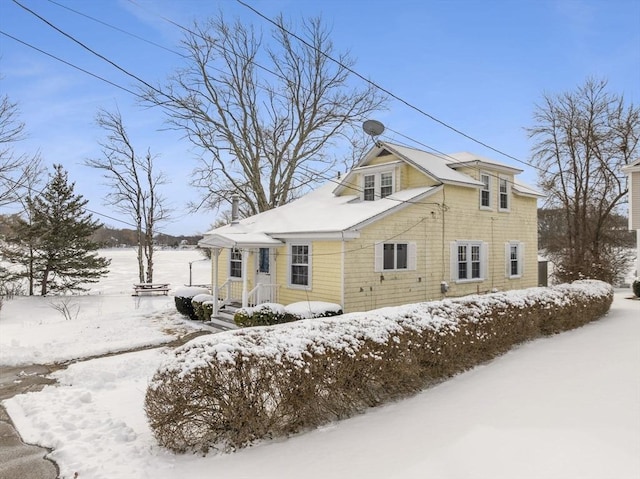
left=154, top=280, right=612, bottom=380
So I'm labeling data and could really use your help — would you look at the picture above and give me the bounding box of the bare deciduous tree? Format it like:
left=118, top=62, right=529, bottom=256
left=528, top=78, right=640, bottom=283
left=0, top=94, right=34, bottom=206
left=143, top=13, right=386, bottom=217
left=86, top=108, right=170, bottom=283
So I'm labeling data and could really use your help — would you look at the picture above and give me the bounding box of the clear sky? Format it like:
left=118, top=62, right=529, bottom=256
left=1, top=0, right=638, bottom=235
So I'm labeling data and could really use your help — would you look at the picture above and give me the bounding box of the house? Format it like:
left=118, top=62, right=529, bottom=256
left=622, top=159, right=640, bottom=278
left=198, top=141, right=543, bottom=317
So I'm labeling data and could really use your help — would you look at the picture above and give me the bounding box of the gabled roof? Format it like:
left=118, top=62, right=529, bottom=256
left=445, top=151, right=523, bottom=175
left=333, top=142, right=483, bottom=195
left=199, top=182, right=438, bottom=247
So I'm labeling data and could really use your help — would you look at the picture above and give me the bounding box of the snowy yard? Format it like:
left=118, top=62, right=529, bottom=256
left=1, top=249, right=639, bottom=479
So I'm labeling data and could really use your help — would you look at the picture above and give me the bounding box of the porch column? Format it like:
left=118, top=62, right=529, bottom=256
left=212, top=248, right=220, bottom=317
left=241, top=248, right=249, bottom=307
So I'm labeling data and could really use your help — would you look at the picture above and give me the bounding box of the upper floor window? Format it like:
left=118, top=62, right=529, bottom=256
left=380, top=172, right=393, bottom=198
left=362, top=170, right=395, bottom=201
left=230, top=248, right=242, bottom=278
left=499, top=177, right=510, bottom=211
left=364, top=174, right=375, bottom=201
left=480, top=173, right=491, bottom=209
left=450, top=241, right=487, bottom=282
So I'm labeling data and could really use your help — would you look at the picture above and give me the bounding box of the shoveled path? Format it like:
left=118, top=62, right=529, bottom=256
left=0, top=329, right=213, bottom=479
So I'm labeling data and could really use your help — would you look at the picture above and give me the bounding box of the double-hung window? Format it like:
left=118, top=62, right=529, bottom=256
left=499, top=177, right=510, bottom=211
left=375, top=242, right=416, bottom=272
left=380, top=172, right=393, bottom=198
left=289, top=243, right=311, bottom=288
left=480, top=172, right=491, bottom=209
left=229, top=248, right=242, bottom=278
left=362, top=169, right=395, bottom=201
left=505, top=242, right=524, bottom=278
left=364, top=174, right=375, bottom=201
left=451, top=241, right=487, bottom=282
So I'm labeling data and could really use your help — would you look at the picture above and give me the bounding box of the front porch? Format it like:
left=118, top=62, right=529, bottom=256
left=199, top=231, right=283, bottom=320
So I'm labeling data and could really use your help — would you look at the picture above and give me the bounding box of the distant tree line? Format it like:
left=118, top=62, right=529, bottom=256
left=90, top=225, right=203, bottom=249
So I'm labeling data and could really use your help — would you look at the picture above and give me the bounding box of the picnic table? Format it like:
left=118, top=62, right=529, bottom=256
left=132, top=283, right=170, bottom=296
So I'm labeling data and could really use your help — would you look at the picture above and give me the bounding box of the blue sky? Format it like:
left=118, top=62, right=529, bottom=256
left=1, top=0, right=638, bottom=235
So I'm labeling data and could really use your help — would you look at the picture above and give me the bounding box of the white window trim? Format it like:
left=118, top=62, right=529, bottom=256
left=498, top=176, right=511, bottom=212
left=229, top=247, right=243, bottom=279
left=450, top=240, right=488, bottom=283
left=480, top=171, right=492, bottom=210
left=287, top=242, right=312, bottom=290
left=505, top=241, right=525, bottom=279
left=361, top=169, right=396, bottom=201
left=374, top=242, right=417, bottom=272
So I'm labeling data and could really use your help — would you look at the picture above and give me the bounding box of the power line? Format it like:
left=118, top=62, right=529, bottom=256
left=235, top=0, right=542, bottom=173
left=0, top=30, right=139, bottom=97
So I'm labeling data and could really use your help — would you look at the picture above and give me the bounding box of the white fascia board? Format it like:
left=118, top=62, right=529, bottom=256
left=271, top=231, right=360, bottom=241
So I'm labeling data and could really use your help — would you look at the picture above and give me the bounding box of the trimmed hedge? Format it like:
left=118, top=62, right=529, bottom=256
left=191, top=294, right=214, bottom=322
left=234, top=301, right=343, bottom=327
left=146, top=280, right=613, bottom=454
left=174, top=287, right=209, bottom=321
left=633, top=278, right=640, bottom=298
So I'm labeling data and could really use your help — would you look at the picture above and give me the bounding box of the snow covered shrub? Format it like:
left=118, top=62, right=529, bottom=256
left=285, top=301, right=343, bottom=319
left=233, top=303, right=293, bottom=327
left=234, top=302, right=343, bottom=327
left=174, top=286, right=209, bottom=321
left=146, top=280, right=613, bottom=454
left=191, top=294, right=214, bottom=321
left=633, top=278, right=640, bottom=298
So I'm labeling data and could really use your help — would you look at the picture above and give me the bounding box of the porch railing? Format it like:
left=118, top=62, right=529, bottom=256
left=247, top=283, right=280, bottom=306
left=217, top=279, right=244, bottom=306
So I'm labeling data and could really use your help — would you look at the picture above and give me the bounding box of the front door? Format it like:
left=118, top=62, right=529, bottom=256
left=255, top=248, right=274, bottom=303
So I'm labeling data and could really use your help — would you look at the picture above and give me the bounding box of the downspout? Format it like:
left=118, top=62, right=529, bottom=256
left=212, top=248, right=220, bottom=317
left=241, top=248, right=249, bottom=307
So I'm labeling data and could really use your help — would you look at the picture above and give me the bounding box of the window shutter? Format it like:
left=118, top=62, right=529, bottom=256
left=519, top=243, right=525, bottom=276
left=374, top=242, right=383, bottom=272
left=481, top=242, right=489, bottom=280
left=408, top=242, right=417, bottom=270
left=450, top=242, right=458, bottom=281
left=505, top=242, right=511, bottom=278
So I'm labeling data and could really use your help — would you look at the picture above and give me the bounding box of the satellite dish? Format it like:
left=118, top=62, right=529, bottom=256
left=362, top=119, right=385, bottom=138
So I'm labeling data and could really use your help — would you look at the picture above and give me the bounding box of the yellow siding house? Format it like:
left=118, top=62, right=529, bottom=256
left=198, top=142, right=543, bottom=318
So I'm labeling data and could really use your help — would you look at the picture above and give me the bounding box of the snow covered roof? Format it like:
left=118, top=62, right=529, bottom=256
left=199, top=141, right=542, bottom=247
left=200, top=182, right=438, bottom=245
left=445, top=151, right=523, bottom=174
left=512, top=178, right=545, bottom=198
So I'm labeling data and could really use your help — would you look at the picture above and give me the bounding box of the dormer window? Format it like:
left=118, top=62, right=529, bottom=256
left=364, top=174, right=375, bottom=201
left=362, top=169, right=395, bottom=201
left=380, top=172, right=393, bottom=198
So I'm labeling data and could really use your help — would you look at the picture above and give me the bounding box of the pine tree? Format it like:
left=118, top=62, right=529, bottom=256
left=25, top=164, right=110, bottom=295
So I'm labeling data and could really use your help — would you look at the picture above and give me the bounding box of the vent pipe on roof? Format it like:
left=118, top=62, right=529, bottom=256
left=231, top=194, right=240, bottom=225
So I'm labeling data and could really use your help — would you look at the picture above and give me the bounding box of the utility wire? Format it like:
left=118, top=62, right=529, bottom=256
left=235, top=0, right=538, bottom=172
left=0, top=30, right=139, bottom=97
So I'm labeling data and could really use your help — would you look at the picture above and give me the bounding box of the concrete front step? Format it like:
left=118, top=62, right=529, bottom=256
left=204, top=315, right=238, bottom=331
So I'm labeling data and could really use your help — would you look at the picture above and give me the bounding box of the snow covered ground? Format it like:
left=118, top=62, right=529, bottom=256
left=1, top=249, right=639, bottom=479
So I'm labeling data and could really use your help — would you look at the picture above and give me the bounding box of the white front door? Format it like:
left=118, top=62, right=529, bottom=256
left=255, top=248, right=274, bottom=303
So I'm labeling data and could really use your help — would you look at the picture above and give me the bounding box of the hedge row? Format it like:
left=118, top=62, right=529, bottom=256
left=145, top=280, right=613, bottom=454
left=234, top=301, right=343, bottom=327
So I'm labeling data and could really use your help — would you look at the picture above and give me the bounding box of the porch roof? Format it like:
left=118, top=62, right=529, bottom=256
left=198, top=232, right=284, bottom=249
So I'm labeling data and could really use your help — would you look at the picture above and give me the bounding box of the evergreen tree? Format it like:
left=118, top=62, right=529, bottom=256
left=0, top=213, right=39, bottom=295
left=26, top=164, right=110, bottom=295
